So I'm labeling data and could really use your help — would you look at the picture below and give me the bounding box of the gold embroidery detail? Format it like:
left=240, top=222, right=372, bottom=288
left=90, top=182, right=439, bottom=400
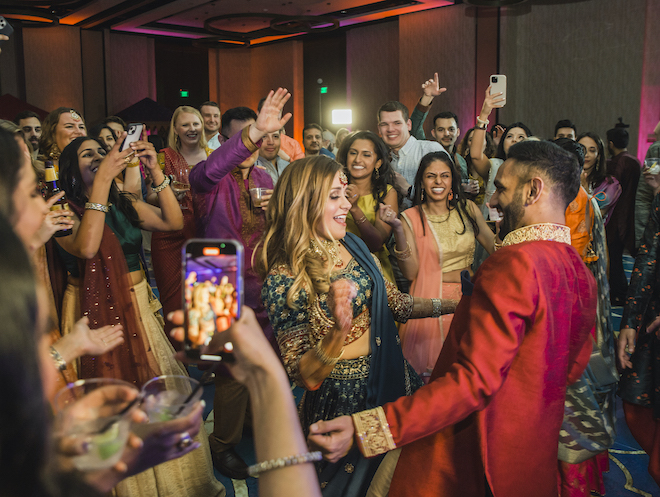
left=345, top=463, right=355, bottom=474
left=353, top=407, right=396, bottom=458
left=501, top=223, right=571, bottom=248
left=327, top=355, right=370, bottom=380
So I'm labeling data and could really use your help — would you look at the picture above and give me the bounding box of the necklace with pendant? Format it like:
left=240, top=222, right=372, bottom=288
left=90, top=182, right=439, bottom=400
left=309, top=238, right=343, bottom=268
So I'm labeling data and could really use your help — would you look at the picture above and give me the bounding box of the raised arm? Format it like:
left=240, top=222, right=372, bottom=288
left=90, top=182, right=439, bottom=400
left=410, top=73, right=447, bottom=141
left=56, top=134, right=133, bottom=259
left=190, top=88, right=292, bottom=194
left=381, top=207, right=419, bottom=280
left=263, top=270, right=356, bottom=390
left=130, top=140, right=184, bottom=232
left=347, top=187, right=398, bottom=252
left=470, top=86, right=505, bottom=179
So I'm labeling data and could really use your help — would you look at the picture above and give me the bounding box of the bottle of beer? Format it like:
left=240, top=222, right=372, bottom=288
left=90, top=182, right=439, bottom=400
left=43, top=161, right=73, bottom=237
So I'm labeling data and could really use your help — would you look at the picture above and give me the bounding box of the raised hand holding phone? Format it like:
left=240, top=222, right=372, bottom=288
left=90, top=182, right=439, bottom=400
left=182, top=239, right=243, bottom=360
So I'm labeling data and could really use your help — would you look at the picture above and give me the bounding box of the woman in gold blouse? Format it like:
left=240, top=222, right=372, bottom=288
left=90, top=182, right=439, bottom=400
left=256, top=155, right=457, bottom=496
left=382, top=151, right=494, bottom=380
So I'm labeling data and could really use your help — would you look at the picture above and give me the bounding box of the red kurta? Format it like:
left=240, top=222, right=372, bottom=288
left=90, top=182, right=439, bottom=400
left=376, top=237, right=596, bottom=496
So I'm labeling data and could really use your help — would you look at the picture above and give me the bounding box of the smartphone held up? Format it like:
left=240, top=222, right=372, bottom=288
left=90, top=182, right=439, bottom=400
left=183, top=240, right=243, bottom=361
left=489, top=74, right=507, bottom=106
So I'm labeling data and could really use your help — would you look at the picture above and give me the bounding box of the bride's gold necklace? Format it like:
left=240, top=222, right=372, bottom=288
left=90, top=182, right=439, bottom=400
left=309, top=238, right=343, bottom=268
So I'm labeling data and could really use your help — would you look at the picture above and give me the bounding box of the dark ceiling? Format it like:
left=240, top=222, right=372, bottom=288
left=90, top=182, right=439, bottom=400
left=2, top=0, right=456, bottom=47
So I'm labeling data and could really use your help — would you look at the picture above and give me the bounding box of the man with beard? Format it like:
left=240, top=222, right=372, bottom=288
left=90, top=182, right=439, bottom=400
left=308, top=140, right=597, bottom=497
left=13, top=110, right=41, bottom=159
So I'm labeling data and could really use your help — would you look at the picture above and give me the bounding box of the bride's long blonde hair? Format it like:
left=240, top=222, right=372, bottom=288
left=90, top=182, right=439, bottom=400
left=255, top=155, right=342, bottom=308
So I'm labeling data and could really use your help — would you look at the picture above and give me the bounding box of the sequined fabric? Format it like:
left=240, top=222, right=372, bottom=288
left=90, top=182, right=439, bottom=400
left=501, top=222, right=572, bottom=247
left=300, top=355, right=371, bottom=432
left=262, top=255, right=414, bottom=388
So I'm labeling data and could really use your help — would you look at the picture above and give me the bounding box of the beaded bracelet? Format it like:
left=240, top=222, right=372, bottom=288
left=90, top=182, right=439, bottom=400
left=49, top=346, right=67, bottom=371
left=431, top=298, right=442, bottom=318
left=315, top=339, right=344, bottom=367
left=152, top=174, right=171, bottom=193
left=248, top=451, right=322, bottom=477
left=85, top=202, right=110, bottom=213
left=393, top=241, right=412, bottom=261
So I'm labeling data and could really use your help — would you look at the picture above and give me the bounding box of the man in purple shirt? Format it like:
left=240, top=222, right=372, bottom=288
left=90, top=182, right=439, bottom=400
left=189, top=88, right=291, bottom=479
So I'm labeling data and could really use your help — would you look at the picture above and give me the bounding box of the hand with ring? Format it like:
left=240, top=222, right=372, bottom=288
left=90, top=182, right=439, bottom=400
left=377, top=203, right=401, bottom=229
left=177, top=432, right=194, bottom=451
left=346, top=183, right=360, bottom=208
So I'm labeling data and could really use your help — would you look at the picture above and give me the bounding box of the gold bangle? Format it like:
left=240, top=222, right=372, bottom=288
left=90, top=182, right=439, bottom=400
left=393, top=241, right=412, bottom=261
left=314, top=339, right=344, bottom=366
left=355, top=215, right=368, bottom=225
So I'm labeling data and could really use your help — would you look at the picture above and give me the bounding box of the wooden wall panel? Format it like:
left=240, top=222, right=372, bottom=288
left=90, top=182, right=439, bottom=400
left=208, top=40, right=303, bottom=138
left=23, top=26, right=83, bottom=114
left=499, top=0, right=646, bottom=155
left=104, top=31, right=156, bottom=115
left=346, top=20, right=399, bottom=132
left=399, top=5, right=477, bottom=139
left=81, top=30, right=106, bottom=125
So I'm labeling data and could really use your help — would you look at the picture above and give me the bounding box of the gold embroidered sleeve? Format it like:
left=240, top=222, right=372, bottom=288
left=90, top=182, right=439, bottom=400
left=370, top=254, right=414, bottom=323
left=262, top=267, right=312, bottom=388
left=241, top=125, right=261, bottom=153
left=352, top=407, right=397, bottom=458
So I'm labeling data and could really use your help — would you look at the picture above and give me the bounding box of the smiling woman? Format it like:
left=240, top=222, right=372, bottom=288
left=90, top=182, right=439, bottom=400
left=256, top=155, right=459, bottom=496
left=151, top=106, right=211, bottom=342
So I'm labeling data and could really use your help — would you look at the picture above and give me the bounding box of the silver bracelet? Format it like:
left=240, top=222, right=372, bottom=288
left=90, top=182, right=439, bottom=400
left=248, top=451, right=322, bottom=477
left=152, top=174, right=171, bottom=193
left=84, top=202, right=110, bottom=213
left=431, top=298, right=442, bottom=318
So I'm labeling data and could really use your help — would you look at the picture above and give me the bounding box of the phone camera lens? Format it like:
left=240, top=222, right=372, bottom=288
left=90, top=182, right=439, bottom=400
left=491, top=76, right=497, bottom=83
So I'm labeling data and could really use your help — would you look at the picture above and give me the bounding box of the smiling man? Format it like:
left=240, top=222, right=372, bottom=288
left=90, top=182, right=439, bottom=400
left=309, top=140, right=597, bottom=497
left=14, top=110, right=42, bottom=158
left=256, top=129, right=289, bottom=184
left=200, top=101, right=223, bottom=150
left=377, top=101, right=445, bottom=199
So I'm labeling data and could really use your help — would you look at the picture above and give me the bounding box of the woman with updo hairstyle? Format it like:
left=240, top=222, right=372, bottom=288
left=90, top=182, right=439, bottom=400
left=382, top=151, right=493, bottom=379
left=578, top=131, right=621, bottom=225
left=257, top=155, right=458, bottom=496
left=151, top=105, right=211, bottom=342
left=38, top=107, right=87, bottom=164
left=337, top=130, right=397, bottom=283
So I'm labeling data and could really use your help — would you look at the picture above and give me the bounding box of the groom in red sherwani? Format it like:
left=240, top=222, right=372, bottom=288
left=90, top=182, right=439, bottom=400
left=309, top=140, right=597, bottom=496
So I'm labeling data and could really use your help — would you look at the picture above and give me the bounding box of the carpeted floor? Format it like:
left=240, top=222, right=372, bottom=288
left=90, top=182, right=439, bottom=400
left=148, top=251, right=660, bottom=496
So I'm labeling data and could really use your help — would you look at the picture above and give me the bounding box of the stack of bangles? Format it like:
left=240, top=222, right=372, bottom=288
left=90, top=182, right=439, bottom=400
left=247, top=451, right=323, bottom=477
left=315, top=339, right=344, bottom=366
left=152, top=175, right=171, bottom=193
left=393, top=241, right=412, bottom=261
left=355, top=215, right=368, bottom=225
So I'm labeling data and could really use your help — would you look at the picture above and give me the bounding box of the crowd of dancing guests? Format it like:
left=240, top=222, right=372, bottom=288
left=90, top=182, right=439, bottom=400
left=2, top=76, right=660, bottom=497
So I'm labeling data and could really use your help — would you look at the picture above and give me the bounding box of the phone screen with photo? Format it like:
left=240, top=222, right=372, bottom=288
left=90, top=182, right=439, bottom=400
left=183, top=240, right=243, bottom=356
